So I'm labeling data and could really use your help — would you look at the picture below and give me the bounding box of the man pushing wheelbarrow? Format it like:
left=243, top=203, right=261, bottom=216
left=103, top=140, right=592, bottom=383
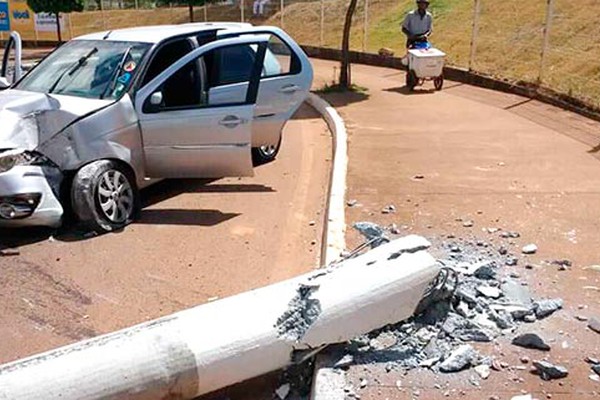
left=401, top=0, right=445, bottom=91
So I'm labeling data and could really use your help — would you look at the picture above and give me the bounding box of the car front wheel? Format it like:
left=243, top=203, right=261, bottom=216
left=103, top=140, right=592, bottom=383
left=71, top=160, right=139, bottom=234
left=252, top=136, right=282, bottom=165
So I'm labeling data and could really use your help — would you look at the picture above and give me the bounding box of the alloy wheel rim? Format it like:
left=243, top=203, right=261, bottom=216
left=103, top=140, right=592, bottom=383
left=97, top=170, right=133, bottom=223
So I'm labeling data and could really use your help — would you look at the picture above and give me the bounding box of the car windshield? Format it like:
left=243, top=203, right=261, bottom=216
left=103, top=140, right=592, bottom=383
left=16, top=40, right=151, bottom=100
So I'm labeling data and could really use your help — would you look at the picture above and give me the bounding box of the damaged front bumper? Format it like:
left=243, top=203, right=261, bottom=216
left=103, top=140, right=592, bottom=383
left=0, top=165, right=63, bottom=228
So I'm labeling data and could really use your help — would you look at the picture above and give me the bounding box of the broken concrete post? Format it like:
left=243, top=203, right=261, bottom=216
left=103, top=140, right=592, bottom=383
left=0, top=235, right=438, bottom=400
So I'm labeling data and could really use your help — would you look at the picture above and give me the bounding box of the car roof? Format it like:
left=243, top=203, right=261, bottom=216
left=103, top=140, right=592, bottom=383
left=74, top=22, right=254, bottom=44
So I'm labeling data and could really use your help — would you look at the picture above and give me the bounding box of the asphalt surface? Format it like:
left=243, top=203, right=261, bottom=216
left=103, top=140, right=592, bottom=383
left=312, top=59, right=600, bottom=400
left=0, top=104, right=332, bottom=365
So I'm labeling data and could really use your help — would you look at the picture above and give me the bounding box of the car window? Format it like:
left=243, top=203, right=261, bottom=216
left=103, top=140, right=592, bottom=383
left=16, top=40, right=150, bottom=99
left=264, top=35, right=297, bottom=77
left=232, top=33, right=301, bottom=78
left=155, top=43, right=260, bottom=111
left=141, top=39, right=194, bottom=87
left=208, top=45, right=256, bottom=87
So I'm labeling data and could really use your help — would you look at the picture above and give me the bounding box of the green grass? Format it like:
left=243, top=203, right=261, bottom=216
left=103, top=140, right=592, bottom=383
left=271, top=0, right=600, bottom=107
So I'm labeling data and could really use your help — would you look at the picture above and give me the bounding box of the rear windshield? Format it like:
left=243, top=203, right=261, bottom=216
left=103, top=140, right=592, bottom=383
left=16, top=40, right=151, bottom=100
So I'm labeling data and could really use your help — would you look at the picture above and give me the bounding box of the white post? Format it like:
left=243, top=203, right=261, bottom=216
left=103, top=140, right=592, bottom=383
left=320, top=0, right=324, bottom=47
left=0, top=236, right=438, bottom=400
left=67, top=13, right=74, bottom=40
left=134, top=0, right=138, bottom=10
left=241, top=0, right=245, bottom=22
left=280, top=0, right=284, bottom=28
left=468, top=0, right=481, bottom=71
left=539, top=0, right=554, bottom=84
left=362, top=0, right=368, bottom=52
left=203, top=3, right=207, bottom=21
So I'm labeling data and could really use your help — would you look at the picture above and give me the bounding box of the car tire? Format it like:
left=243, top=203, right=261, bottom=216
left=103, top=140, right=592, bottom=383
left=71, top=160, right=139, bottom=234
left=252, top=136, right=282, bottom=165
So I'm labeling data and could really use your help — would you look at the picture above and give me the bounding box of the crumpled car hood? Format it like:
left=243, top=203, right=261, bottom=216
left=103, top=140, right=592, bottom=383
left=0, top=89, right=111, bottom=150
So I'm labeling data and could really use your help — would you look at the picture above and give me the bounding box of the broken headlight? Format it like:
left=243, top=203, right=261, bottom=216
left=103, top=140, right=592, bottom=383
left=0, top=150, right=56, bottom=174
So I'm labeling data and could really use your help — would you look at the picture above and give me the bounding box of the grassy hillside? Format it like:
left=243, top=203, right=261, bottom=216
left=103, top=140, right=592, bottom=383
left=269, top=0, right=600, bottom=106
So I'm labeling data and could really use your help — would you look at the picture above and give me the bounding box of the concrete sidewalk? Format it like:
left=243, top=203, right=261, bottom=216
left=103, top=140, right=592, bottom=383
left=312, top=59, right=600, bottom=399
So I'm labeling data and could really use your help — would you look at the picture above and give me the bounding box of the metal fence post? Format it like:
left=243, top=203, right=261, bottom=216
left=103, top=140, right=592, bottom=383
left=468, top=0, right=481, bottom=71
left=539, top=0, right=554, bottom=84
left=320, top=0, right=324, bottom=47
left=280, top=0, right=284, bottom=28
left=362, top=0, right=368, bottom=52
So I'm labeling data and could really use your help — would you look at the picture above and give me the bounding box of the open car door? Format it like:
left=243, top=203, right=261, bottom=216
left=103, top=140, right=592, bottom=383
left=0, top=31, right=23, bottom=89
left=217, top=27, right=313, bottom=147
left=135, top=35, right=269, bottom=178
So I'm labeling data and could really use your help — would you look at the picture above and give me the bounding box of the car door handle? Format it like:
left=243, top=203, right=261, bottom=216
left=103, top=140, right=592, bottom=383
left=219, top=115, right=246, bottom=128
left=279, top=85, right=301, bottom=94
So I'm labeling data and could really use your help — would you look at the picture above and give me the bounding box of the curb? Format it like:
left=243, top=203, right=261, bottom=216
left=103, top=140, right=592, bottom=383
left=304, top=94, right=349, bottom=399
left=305, top=93, right=348, bottom=266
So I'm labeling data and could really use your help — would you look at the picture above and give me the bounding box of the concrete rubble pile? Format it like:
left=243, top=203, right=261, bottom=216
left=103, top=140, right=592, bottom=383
left=330, top=222, right=566, bottom=378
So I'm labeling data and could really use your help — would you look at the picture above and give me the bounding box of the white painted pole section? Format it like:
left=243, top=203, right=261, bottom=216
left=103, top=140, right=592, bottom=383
left=306, top=93, right=347, bottom=265
left=280, top=0, right=284, bottom=28
left=468, top=0, right=481, bottom=71
left=0, top=236, right=438, bottom=400
left=241, top=0, right=245, bottom=23
left=203, top=3, right=208, bottom=22
left=539, top=0, right=554, bottom=84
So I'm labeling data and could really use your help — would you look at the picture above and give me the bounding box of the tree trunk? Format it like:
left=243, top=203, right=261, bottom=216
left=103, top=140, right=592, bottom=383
left=189, top=1, right=194, bottom=22
left=55, top=12, right=62, bottom=43
left=339, top=0, right=358, bottom=88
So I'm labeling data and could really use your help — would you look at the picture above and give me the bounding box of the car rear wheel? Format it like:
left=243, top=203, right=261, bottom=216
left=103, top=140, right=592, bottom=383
left=252, top=136, right=282, bottom=165
left=71, top=160, right=139, bottom=234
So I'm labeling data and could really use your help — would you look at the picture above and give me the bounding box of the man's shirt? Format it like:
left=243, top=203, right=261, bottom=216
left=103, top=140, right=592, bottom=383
left=402, top=10, right=433, bottom=36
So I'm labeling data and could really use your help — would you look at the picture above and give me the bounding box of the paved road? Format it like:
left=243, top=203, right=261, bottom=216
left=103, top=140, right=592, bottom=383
left=0, top=104, right=331, bottom=364
left=312, top=59, right=600, bottom=400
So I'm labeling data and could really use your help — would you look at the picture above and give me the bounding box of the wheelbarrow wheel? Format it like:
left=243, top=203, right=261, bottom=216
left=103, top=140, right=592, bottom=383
left=406, top=70, right=418, bottom=91
left=434, top=75, right=444, bottom=91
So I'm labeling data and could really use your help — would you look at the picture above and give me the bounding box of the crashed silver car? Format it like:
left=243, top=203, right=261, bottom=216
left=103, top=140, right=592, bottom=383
left=0, top=23, right=313, bottom=232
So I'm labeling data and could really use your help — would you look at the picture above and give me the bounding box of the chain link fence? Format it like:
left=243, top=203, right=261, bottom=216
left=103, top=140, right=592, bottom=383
left=0, top=0, right=597, bottom=107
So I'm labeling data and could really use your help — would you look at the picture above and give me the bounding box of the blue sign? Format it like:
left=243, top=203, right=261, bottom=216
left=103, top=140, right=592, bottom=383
left=0, top=2, right=10, bottom=32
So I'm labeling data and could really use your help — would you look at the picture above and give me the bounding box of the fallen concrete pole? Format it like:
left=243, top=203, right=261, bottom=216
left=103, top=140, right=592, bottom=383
left=0, top=235, right=438, bottom=399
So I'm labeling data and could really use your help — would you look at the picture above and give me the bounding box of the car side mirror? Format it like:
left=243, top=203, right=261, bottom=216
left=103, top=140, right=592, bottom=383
left=0, top=77, right=10, bottom=90
left=144, top=91, right=163, bottom=113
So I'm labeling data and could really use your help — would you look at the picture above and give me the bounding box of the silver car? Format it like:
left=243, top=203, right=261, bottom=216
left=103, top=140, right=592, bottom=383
left=0, top=23, right=313, bottom=232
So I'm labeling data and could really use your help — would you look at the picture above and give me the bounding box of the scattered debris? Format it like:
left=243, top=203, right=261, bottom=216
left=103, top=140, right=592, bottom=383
left=512, top=333, right=551, bottom=351
left=583, top=265, right=600, bottom=272
left=381, top=205, right=396, bottom=214
left=476, top=285, right=502, bottom=299
left=413, top=175, right=425, bottom=180
left=333, top=354, right=354, bottom=369
left=533, top=298, right=563, bottom=319
left=0, top=248, right=20, bottom=257
left=359, top=378, right=368, bottom=388
left=576, top=315, right=589, bottom=322
left=592, top=364, right=600, bottom=375
left=588, top=318, right=600, bottom=334
left=347, top=199, right=358, bottom=207
left=439, top=345, right=478, bottom=373
left=511, top=395, right=532, bottom=400
left=590, top=374, right=600, bottom=383
left=474, top=364, right=491, bottom=379
left=521, top=244, right=538, bottom=254
left=309, top=221, right=316, bottom=226
left=275, top=383, right=290, bottom=400
left=585, top=356, right=600, bottom=365
left=353, top=222, right=388, bottom=248
left=551, top=259, right=572, bottom=270
left=532, top=360, right=569, bottom=380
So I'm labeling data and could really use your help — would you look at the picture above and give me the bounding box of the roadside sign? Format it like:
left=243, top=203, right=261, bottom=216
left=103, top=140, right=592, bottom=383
left=0, top=1, right=10, bottom=32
